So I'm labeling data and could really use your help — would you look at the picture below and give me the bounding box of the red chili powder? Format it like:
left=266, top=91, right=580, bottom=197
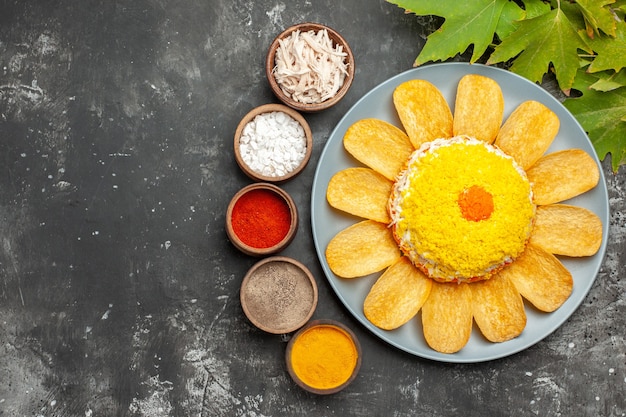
left=231, top=188, right=292, bottom=248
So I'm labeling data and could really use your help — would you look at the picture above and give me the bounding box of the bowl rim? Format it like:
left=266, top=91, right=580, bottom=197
left=265, top=22, right=355, bottom=113
left=285, top=319, right=362, bottom=395
left=234, top=103, right=313, bottom=183
left=225, top=182, right=298, bottom=256
left=240, top=256, right=319, bottom=334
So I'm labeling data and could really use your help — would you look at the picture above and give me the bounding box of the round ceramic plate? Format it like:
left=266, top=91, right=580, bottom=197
left=310, top=62, right=610, bottom=363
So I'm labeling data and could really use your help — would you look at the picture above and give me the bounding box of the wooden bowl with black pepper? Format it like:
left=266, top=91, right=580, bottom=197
left=234, top=103, right=313, bottom=183
left=266, top=22, right=355, bottom=113
left=240, top=256, right=318, bottom=334
left=225, top=183, right=298, bottom=256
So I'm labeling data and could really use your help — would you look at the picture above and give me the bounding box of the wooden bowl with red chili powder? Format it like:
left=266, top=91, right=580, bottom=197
left=286, top=319, right=362, bottom=395
left=226, top=183, right=298, bottom=256
left=266, top=22, right=355, bottom=113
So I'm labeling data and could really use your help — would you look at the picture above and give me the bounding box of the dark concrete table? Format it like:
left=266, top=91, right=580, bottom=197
left=1, top=1, right=624, bottom=416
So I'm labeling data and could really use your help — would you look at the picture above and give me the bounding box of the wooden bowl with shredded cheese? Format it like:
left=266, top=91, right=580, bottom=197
left=266, top=23, right=355, bottom=112
left=234, top=103, right=313, bottom=183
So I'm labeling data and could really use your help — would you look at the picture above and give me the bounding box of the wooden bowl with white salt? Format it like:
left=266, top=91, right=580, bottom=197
left=266, top=22, right=355, bottom=113
left=234, top=103, right=313, bottom=183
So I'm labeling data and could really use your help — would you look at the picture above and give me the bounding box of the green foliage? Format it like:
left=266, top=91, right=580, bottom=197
left=586, top=22, right=626, bottom=72
left=564, top=69, right=626, bottom=171
left=404, top=0, right=508, bottom=65
left=388, top=0, right=626, bottom=171
left=487, top=7, right=591, bottom=93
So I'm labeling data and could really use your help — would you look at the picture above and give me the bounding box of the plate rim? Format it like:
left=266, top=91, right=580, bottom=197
left=310, top=62, right=610, bottom=363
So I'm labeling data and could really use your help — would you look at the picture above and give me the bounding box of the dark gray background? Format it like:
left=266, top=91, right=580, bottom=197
left=1, top=1, right=624, bottom=416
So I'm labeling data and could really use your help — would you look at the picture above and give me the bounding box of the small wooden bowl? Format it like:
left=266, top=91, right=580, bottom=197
left=266, top=22, right=355, bottom=113
left=234, top=103, right=313, bottom=183
left=240, top=256, right=318, bottom=334
left=225, top=183, right=298, bottom=256
left=286, top=319, right=362, bottom=395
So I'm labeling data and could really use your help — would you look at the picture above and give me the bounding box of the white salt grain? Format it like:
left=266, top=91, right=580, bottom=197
left=239, top=111, right=307, bottom=177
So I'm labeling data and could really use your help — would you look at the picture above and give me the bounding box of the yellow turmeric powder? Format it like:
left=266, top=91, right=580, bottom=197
left=289, top=324, right=358, bottom=390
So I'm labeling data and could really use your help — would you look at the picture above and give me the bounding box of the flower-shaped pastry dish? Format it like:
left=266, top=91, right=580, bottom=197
left=311, top=64, right=609, bottom=362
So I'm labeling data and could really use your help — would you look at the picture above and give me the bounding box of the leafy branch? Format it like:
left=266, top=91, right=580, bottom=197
left=388, top=0, right=626, bottom=171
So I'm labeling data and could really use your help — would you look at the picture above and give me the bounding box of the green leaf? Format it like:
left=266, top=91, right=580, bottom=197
left=587, top=22, right=626, bottom=72
left=555, top=0, right=587, bottom=28
left=388, top=0, right=508, bottom=65
left=576, top=0, right=617, bottom=37
left=495, top=1, right=525, bottom=40
left=522, top=0, right=554, bottom=19
left=612, top=0, right=626, bottom=14
left=495, top=0, right=552, bottom=41
left=564, top=70, right=626, bottom=171
left=590, top=68, right=626, bottom=91
left=487, top=7, right=592, bottom=93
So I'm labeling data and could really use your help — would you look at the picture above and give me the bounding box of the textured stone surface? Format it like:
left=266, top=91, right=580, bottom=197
left=0, top=1, right=624, bottom=416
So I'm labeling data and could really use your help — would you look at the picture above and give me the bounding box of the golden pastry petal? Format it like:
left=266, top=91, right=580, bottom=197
left=343, top=118, right=414, bottom=181
left=364, top=257, right=432, bottom=330
left=494, top=100, right=560, bottom=170
left=529, top=204, right=603, bottom=257
left=421, top=281, right=472, bottom=354
left=326, top=220, right=400, bottom=278
left=393, top=80, right=453, bottom=149
left=505, top=243, right=573, bottom=312
left=470, top=274, right=526, bottom=343
left=526, top=149, right=600, bottom=206
left=453, top=74, right=504, bottom=143
left=327, top=167, right=393, bottom=224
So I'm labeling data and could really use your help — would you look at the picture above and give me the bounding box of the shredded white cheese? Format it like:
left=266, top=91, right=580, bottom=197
left=272, top=28, right=349, bottom=104
left=239, top=111, right=307, bottom=177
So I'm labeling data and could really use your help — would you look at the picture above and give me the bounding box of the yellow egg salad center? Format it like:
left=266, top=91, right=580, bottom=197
left=388, top=136, right=536, bottom=283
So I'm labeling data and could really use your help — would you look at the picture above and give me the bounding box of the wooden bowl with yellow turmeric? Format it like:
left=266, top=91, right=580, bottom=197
left=286, top=319, right=362, bottom=394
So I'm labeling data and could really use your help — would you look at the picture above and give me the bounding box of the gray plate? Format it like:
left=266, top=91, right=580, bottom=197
left=310, top=62, right=609, bottom=363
